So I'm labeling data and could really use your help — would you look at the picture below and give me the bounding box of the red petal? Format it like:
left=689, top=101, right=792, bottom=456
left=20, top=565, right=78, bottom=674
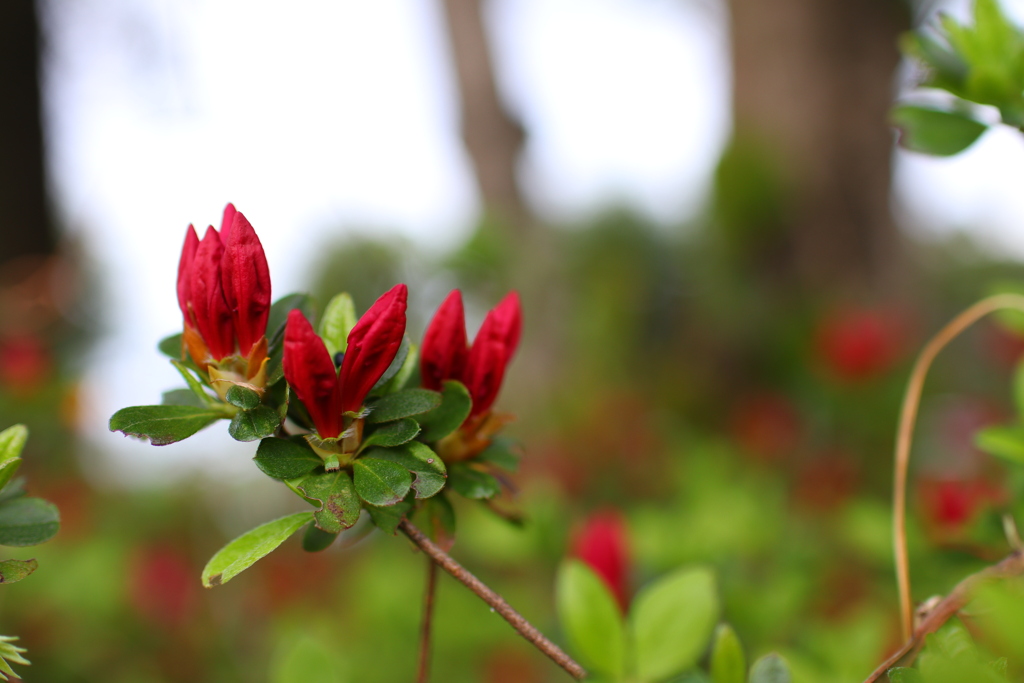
left=176, top=225, right=200, bottom=323
left=339, top=284, right=408, bottom=414
left=283, top=310, right=343, bottom=438
left=188, top=227, right=234, bottom=360
left=220, top=203, right=238, bottom=243
left=572, top=510, right=631, bottom=612
left=463, top=291, right=521, bottom=416
left=220, top=211, right=271, bottom=357
left=420, top=290, right=468, bottom=391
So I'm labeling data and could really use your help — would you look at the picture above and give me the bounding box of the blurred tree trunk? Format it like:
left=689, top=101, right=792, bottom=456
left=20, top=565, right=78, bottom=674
left=439, top=0, right=531, bottom=234
left=727, top=0, right=908, bottom=295
left=0, top=0, right=57, bottom=266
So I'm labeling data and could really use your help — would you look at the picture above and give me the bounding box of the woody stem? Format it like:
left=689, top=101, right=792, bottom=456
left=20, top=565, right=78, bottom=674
left=399, top=520, right=587, bottom=680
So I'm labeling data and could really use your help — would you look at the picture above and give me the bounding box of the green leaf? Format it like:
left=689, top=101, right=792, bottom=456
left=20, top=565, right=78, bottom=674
left=110, top=404, right=226, bottom=445
left=366, top=497, right=412, bottom=535
left=202, top=511, right=313, bottom=587
left=0, top=426, right=27, bottom=463
left=318, top=293, right=357, bottom=358
left=295, top=470, right=361, bottom=533
left=0, top=498, right=59, bottom=547
left=364, top=442, right=447, bottom=498
left=267, top=293, right=316, bottom=349
left=891, top=105, right=988, bottom=156
left=887, top=667, right=923, bottom=683
left=301, top=523, right=339, bottom=553
left=379, top=343, right=419, bottom=394
left=161, top=389, right=206, bottom=408
left=710, top=624, right=745, bottom=683
left=170, top=359, right=216, bottom=407
left=0, top=635, right=29, bottom=681
left=254, top=437, right=323, bottom=480
left=226, top=385, right=261, bottom=410
left=976, top=425, right=1024, bottom=464
left=555, top=560, right=626, bottom=679
left=0, top=458, right=21, bottom=499
left=360, top=418, right=420, bottom=450
left=447, top=464, right=501, bottom=500
left=749, top=654, right=791, bottom=683
left=370, top=335, right=410, bottom=392
left=228, top=406, right=280, bottom=442
left=1013, top=359, right=1024, bottom=419
left=158, top=333, right=183, bottom=359
left=366, top=389, right=442, bottom=424
left=417, top=380, right=472, bottom=442
left=630, top=566, right=720, bottom=681
left=0, top=559, right=37, bottom=584
left=423, top=494, right=456, bottom=543
left=353, top=458, right=413, bottom=506
left=476, top=436, right=522, bottom=472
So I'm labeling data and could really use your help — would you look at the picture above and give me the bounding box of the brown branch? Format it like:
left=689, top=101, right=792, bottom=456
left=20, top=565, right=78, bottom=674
left=417, top=558, right=439, bottom=683
left=864, top=551, right=1024, bottom=683
left=399, top=520, right=587, bottom=680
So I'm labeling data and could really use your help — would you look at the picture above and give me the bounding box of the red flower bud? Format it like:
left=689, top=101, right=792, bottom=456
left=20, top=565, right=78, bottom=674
left=188, top=226, right=234, bottom=360
left=176, top=225, right=200, bottom=324
left=220, top=211, right=271, bottom=357
left=339, top=283, right=408, bottom=414
left=572, top=510, right=630, bottom=612
left=283, top=309, right=344, bottom=438
left=421, top=289, right=468, bottom=391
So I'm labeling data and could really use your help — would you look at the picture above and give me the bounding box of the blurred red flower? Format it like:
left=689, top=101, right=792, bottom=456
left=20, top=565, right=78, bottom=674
left=572, top=510, right=631, bottom=612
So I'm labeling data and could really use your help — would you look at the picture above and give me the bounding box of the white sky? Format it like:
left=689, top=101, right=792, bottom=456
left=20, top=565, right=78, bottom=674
left=37, top=0, right=1024, bottom=485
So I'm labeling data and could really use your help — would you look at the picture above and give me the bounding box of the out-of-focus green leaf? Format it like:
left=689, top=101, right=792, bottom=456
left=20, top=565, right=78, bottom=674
left=749, top=653, right=791, bottom=683
left=360, top=418, right=419, bottom=450
left=0, top=559, right=37, bottom=584
left=1013, top=358, right=1024, bottom=419
left=379, top=343, right=419, bottom=394
left=228, top=405, right=280, bottom=442
left=161, top=388, right=206, bottom=408
left=888, top=667, right=922, bottom=683
left=711, top=623, right=745, bottom=683
left=110, top=404, right=226, bottom=445
left=270, top=633, right=346, bottom=683
left=0, top=635, right=29, bottom=681
left=365, top=497, right=412, bottom=535
left=417, top=380, right=472, bottom=442
left=447, top=464, right=500, bottom=500
left=630, top=566, right=719, bottom=681
left=476, top=436, right=521, bottom=471
left=555, top=560, right=626, bottom=679
left=267, top=293, right=316, bottom=349
left=370, top=335, right=410, bottom=393
left=353, top=458, right=412, bottom=506
left=423, top=494, right=456, bottom=546
left=319, top=292, right=357, bottom=359
left=170, top=359, right=216, bottom=407
left=202, top=511, right=313, bottom=587
left=0, top=498, right=59, bottom=547
left=254, top=437, right=323, bottom=480
left=365, top=389, right=441, bottom=424
left=301, top=523, right=339, bottom=553
left=364, top=442, right=446, bottom=499
left=0, top=426, right=27, bottom=463
left=158, top=333, right=183, bottom=359
left=891, top=105, right=988, bottom=156
left=226, top=384, right=261, bottom=410
left=295, top=469, right=361, bottom=533
left=975, top=425, right=1024, bottom=463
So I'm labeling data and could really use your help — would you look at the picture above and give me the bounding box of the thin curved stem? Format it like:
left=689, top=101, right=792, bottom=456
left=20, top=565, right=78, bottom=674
left=416, top=558, right=438, bottom=683
left=892, top=293, right=1024, bottom=640
left=399, top=520, right=587, bottom=680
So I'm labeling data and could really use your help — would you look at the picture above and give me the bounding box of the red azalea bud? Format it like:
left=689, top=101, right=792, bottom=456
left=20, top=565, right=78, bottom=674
left=339, top=283, right=408, bottom=414
left=464, top=291, right=521, bottom=417
left=220, top=202, right=238, bottom=244
left=220, top=210, right=271, bottom=357
left=421, top=290, right=468, bottom=391
left=176, top=225, right=200, bottom=324
left=283, top=310, right=344, bottom=438
left=188, top=226, right=234, bottom=360
left=572, top=510, right=630, bottom=612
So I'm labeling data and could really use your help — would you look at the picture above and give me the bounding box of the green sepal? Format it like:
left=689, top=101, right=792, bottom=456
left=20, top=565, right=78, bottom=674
left=201, top=511, right=314, bottom=587
left=110, top=404, right=230, bottom=445
left=417, top=380, right=472, bottom=442
left=353, top=458, right=413, bottom=506
left=318, top=293, right=357, bottom=358
left=228, top=405, right=280, bottom=442
left=365, top=496, right=413, bottom=535
left=891, top=105, right=988, bottom=156
left=476, top=436, right=522, bottom=472
left=225, top=384, right=261, bottom=410
left=710, top=623, right=745, bottom=683
left=365, top=389, right=441, bottom=424
left=158, top=333, right=184, bottom=359
left=0, top=498, right=60, bottom=547
left=0, top=559, right=37, bottom=584
left=447, top=464, right=501, bottom=500
left=360, top=418, right=420, bottom=451
left=294, top=469, right=361, bottom=533
left=749, top=653, right=792, bottom=683
left=556, top=560, right=626, bottom=679
left=254, top=437, right=323, bottom=480
left=302, top=523, right=339, bottom=553
left=363, top=442, right=446, bottom=499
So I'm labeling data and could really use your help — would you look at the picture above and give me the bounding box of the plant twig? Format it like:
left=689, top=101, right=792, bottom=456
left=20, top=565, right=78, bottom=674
left=891, top=293, right=1024, bottom=640
left=417, top=557, right=438, bottom=683
left=399, top=520, right=587, bottom=680
left=864, top=551, right=1024, bottom=682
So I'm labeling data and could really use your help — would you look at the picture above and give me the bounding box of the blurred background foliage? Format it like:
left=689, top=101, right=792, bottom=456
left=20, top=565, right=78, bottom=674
left=3, top=0, right=1024, bottom=681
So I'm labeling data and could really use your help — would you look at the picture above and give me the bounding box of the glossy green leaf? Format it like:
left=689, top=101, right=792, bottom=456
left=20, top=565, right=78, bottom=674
left=353, top=458, right=412, bottom=506
left=476, top=436, right=522, bottom=471
left=202, top=511, right=313, bottom=587
left=158, top=333, right=183, bottom=358
left=371, top=335, right=410, bottom=392
left=267, top=293, right=316, bottom=349
left=295, top=469, right=361, bottom=533
left=379, top=343, right=419, bottom=393
left=417, top=380, right=472, bottom=442
left=556, top=560, right=626, bottom=679
left=0, top=559, right=37, bottom=584
left=749, top=654, right=791, bottom=683
left=447, top=464, right=501, bottom=500
left=366, top=389, right=441, bottom=424
left=0, top=498, right=59, bottom=547
left=892, top=105, right=988, bottom=156
left=161, top=388, right=206, bottom=408
left=228, top=406, right=280, bottom=442
left=319, top=292, right=357, bottom=358
left=170, top=359, right=216, bottom=407
left=110, top=404, right=226, bottom=445
left=301, top=523, right=339, bottom=553
left=254, top=437, right=322, bottom=480
left=366, top=497, right=412, bottom=535
left=976, top=425, right=1024, bottom=464
left=226, top=384, right=261, bottom=410
left=360, top=418, right=419, bottom=450
left=364, top=442, right=446, bottom=498
left=710, top=624, right=745, bottom=683
left=0, top=426, right=27, bottom=463
left=630, top=566, right=719, bottom=681
left=887, top=668, right=922, bottom=683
